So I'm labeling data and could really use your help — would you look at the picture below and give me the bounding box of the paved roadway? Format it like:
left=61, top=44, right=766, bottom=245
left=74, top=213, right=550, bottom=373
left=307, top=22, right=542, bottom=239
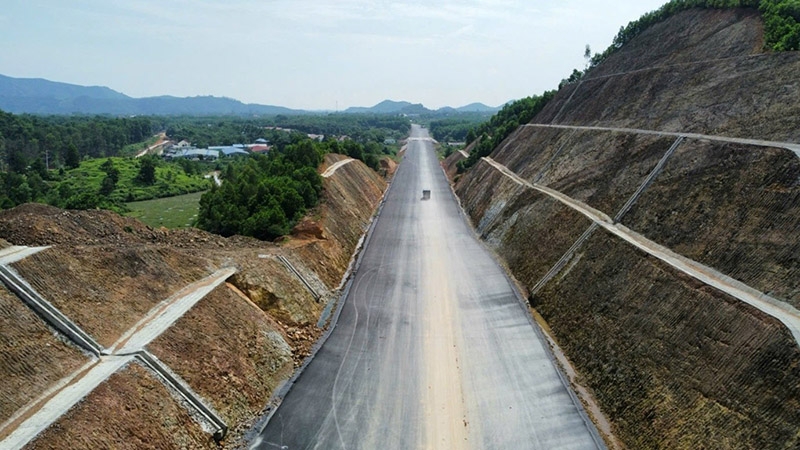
left=253, top=125, right=602, bottom=450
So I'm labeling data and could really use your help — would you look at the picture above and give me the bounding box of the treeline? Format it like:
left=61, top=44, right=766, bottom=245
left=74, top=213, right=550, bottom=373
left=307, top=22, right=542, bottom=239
left=264, top=114, right=410, bottom=141
left=761, top=0, right=800, bottom=50
left=165, top=118, right=304, bottom=149
left=428, top=113, right=493, bottom=143
left=458, top=92, right=555, bottom=171
left=163, top=114, right=409, bottom=149
left=588, top=0, right=797, bottom=71
left=197, top=141, right=323, bottom=240
left=0, top=110, right=154, bottom=171
left=196, top=134, right=395, bottom=240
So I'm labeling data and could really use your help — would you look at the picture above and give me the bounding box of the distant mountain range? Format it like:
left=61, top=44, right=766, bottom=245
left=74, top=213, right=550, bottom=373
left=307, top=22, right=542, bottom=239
left=343, top=99, right=500, bottom=115
left=0, top=74, right=502, bottom=116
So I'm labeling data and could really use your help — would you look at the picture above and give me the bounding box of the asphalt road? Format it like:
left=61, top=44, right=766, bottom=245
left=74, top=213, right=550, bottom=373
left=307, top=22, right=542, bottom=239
left=253, top=125, right=602, bottom=449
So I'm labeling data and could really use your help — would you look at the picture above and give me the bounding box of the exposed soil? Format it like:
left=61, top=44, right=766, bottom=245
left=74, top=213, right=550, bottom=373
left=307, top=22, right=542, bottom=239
left=148, top=284, right=294, bottom=440
left=623, top=140, right=800, bottom=306
left=25, top=362, right=216, bottom=450
left=536, top=231, right=800, bottom=449
left=0, top=286, right=87, bottom=425
left=441, top=141, right=471, bottom=180
left=537, top=10, right=800, bottom=143
left=11, top=245, right=212, bottom=348
left=0, top=155, right=387, bottom=448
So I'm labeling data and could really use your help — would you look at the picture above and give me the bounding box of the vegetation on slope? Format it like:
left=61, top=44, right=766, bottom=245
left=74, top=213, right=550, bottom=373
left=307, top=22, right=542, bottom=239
left=0, top=154, right=211, bottom=212
left=427, top=113, right=493, bottom=143
left=582, top=0, right=798, bottom=79
left=457, top=92, right=555, bottom=171
left=197, top=136, right=391, bottom=240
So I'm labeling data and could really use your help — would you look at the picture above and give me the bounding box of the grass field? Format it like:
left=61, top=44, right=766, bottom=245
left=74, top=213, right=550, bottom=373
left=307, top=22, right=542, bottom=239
left=125, top=191, right=205, bottom=228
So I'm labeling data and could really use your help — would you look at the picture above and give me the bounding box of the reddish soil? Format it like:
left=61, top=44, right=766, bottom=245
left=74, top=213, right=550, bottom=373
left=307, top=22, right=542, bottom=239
left=11, top=246, right=212, bottom=348
left=25, top=363, right=216, bottom=450
left=0, top=287, right=87, bottom=425
left=0, top=155, right=388, bottom=447
left=148, top=285, right=294, bottom=439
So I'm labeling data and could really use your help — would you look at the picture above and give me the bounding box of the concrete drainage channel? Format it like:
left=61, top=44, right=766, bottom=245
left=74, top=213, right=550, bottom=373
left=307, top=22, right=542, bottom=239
left=131, top=350, right=227, bottom=440
left=277, top=255, right=321, bottom=301
left=0, top=259, right=231, bottom=448
left=0, top=265, right=104, bottom=357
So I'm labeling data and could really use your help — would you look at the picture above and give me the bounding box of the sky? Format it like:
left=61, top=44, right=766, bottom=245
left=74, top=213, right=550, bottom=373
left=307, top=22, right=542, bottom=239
left=0, top=0, right=667, bottom=110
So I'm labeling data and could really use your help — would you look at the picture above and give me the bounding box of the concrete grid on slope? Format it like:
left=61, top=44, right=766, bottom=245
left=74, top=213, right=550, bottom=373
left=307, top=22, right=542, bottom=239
left=481, top=157, right=800, bottom=345
left=0, top=256, right=235, bottom=450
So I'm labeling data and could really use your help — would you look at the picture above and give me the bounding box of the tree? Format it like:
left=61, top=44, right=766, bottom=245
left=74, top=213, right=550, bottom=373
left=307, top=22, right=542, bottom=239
left=137, top=156, right=157, bottom=184
left=99, top=175, right=117, bottom=196
left=100, top=158, right=120, bottom=183
left=6, top=146, right=27, bottom=173
left=65, top=143, right=80, bottom=169
left=584, top=44, right=592, bottom=69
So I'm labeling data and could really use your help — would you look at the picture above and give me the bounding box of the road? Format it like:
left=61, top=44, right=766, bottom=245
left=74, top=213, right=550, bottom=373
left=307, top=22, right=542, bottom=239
left=252, top=125, right=602, bottom=449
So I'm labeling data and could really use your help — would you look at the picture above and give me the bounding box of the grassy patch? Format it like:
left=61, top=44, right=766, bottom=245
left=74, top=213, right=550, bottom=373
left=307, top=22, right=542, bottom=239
left=119, top=135, right=160, bottom=157
left=54, top=157, right=212, bottom=205
left=125, top=191, right=205, bottom=228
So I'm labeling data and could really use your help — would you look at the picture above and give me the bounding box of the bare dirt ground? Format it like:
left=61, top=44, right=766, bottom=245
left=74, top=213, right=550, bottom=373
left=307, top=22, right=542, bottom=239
left=148, top=284, right=294, bottom=439
left=25, top=363, right=216, bottom=450
left=11, top=245, right=212, bottom=348
left=0, top=287, right=87, bottom=426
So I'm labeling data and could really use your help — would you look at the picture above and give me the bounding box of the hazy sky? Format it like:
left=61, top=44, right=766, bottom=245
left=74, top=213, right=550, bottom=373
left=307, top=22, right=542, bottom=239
left=0, top=0, right=667, bottom=110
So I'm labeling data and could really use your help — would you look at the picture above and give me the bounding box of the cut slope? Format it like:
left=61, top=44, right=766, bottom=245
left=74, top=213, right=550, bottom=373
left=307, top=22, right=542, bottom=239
left=24, top=363, right=216, bottom=450
left=538, top=9, right=800, bottom=142
left=0, top=155, right=388, bottom=448
left=0, top=286, right=87, bottom=426
left=454, top=7, right=800, bottom=449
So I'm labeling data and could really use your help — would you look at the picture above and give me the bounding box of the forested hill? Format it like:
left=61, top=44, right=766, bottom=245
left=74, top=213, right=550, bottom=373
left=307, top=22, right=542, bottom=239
left=0, top=74, right=303, bottom=116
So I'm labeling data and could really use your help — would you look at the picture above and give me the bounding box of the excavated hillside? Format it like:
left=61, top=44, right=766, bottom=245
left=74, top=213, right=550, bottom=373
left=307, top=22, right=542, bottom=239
left=453, top=7, right=800, bottom=450
left=0, top=154, right=386, bottom=449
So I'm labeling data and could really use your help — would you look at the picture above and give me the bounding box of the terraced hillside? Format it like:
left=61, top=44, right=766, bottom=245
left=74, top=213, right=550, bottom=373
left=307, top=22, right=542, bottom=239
left=0, top=154, right=387, bottom=449
left=452, top=7, right=800, bottom=449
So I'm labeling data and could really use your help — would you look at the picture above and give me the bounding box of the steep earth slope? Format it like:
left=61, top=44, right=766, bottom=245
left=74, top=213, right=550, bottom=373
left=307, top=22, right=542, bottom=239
left=453, top=8, right=800, bottom=449
left=0, top=155, right=386, bottom=448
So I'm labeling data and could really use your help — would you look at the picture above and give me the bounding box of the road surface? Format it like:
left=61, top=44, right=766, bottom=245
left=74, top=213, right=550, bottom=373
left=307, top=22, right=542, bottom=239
left=253, top=125, right=602, bottom=449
